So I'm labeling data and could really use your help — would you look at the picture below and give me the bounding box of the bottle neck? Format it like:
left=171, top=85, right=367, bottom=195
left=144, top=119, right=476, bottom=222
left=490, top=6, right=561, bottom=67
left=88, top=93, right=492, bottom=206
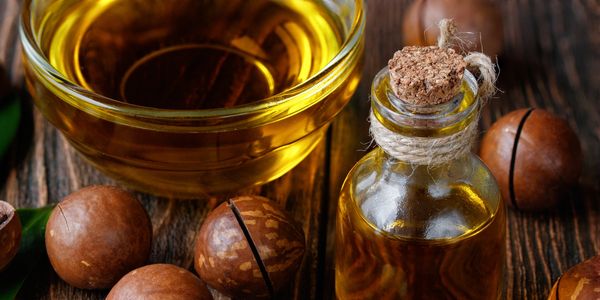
left=371, top=67, right=480, bottom=137
left=369, top=67, right=480, bottom=166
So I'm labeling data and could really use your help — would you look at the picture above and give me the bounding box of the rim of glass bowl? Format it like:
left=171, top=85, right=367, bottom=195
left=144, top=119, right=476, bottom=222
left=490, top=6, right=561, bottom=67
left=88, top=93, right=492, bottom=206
left=19, top=0, right=366, bottom=129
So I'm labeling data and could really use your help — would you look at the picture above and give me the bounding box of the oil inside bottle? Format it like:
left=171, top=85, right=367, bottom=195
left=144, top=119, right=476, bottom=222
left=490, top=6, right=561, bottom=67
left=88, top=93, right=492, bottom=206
left=45, top=0, right=342, bottom=109
left=335, top=150, right=505, bottom=300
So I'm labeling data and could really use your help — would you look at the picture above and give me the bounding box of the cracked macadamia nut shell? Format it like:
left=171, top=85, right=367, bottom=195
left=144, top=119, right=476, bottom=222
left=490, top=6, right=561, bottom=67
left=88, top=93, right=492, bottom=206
left=45, top=185, right=152, bottom=289
left=107, top=264, right=213, bottom=300
left=194, top=196, right=305, bottom=299
left=480, top=109, right=582, bottom=211
left=548, top=255, right=600, bottom=299
left=0, top=200, right=21, bottom=271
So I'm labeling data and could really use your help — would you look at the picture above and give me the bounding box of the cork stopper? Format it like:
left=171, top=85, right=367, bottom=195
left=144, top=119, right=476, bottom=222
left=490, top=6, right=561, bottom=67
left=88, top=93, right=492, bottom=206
left=388, top=46, right=466, bottom=106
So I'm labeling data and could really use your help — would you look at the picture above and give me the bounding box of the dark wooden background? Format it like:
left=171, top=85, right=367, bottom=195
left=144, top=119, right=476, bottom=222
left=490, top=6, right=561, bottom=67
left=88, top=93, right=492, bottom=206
left=1, top=0, right=599, bottom=299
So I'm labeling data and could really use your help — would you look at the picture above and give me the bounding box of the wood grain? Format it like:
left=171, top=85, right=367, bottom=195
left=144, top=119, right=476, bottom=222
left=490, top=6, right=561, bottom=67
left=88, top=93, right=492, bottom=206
left=1, top=0, right=600, bottom=299
left=326, top=0, right=600, bottom=300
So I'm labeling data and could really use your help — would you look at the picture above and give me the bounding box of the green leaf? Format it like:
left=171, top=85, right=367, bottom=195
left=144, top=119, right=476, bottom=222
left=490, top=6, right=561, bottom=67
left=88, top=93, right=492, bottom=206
left=0, top=205, right=54, bottom=300
left=0, top=94, right=20, bottom=158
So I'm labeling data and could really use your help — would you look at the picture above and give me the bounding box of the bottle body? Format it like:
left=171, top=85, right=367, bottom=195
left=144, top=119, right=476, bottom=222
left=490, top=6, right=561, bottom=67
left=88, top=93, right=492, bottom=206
left=335, top=148, right=505, bottom=300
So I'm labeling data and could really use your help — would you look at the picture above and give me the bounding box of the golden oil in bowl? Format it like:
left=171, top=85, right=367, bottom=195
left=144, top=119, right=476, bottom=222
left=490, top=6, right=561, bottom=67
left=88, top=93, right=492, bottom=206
left=49, top=0, right=342, bottom=109
left=21, top=0, right=365, bottom=196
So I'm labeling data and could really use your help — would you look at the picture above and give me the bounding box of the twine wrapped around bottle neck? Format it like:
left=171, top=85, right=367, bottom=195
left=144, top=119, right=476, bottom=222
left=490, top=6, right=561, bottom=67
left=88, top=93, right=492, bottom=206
left=370, top=113, right=479, bottom=165
left=370, top=19, right=497, bottom=166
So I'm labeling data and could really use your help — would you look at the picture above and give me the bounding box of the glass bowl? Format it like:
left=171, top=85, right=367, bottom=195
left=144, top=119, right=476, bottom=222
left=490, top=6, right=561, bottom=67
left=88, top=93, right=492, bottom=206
left=20, top=0, right=365, bottom=197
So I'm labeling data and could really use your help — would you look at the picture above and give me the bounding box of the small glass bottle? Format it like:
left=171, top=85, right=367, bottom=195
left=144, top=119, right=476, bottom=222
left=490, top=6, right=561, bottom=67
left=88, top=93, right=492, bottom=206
left=335, top=47, right=505, bottom=299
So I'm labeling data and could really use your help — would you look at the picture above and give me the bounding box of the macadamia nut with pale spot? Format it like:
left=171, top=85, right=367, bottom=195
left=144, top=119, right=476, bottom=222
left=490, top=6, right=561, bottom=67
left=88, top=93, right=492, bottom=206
left=548, top=255, right=600, bottom=299
left=107, top=264, right=213, bottom=300
left=45, top=185, right=152, bottom=289
left=194, top=196, right=305, bottom=299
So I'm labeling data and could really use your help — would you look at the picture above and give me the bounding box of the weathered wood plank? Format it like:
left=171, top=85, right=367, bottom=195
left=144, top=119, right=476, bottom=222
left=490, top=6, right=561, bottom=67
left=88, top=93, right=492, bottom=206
left=326, top=1, right=600, bottom=300
left=1, top=0, right=599, bottom=299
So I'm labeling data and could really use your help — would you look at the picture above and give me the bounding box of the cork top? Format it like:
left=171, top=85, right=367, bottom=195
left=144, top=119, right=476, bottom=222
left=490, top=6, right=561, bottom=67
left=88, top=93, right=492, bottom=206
left=388, top=46, right=466, bottom=106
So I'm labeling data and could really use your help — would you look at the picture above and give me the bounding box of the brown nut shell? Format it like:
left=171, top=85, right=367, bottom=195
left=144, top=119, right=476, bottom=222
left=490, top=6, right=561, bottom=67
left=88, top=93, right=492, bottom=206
left=403, top=0, right=504, bottom=57
left=0, top=200, right=21, bottom=271
left=45, top=185, right=152, bottom=289
left=194, top=196, right=305, bottom=299
left=547, top=255, right=600, bottom=299
left=196, top=201, right=264, bottom=297
left=107, top=264, right=213, bottom=300
left=480, top=109, right=582, bottom=211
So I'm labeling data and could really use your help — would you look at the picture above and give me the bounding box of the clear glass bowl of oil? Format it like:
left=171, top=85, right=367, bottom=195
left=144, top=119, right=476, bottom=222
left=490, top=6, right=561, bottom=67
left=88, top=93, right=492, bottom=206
left=20, top=0, right=365, bottom=197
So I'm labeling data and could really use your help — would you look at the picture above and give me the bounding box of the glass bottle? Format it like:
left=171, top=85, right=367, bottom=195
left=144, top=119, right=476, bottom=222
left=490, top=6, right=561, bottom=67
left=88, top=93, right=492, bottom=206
left=335, top=67, right=505, bottom=299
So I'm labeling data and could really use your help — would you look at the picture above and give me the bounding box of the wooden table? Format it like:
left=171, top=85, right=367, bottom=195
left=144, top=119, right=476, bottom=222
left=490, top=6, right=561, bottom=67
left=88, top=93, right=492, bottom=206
left=1, top=0, right=598, bottom=299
